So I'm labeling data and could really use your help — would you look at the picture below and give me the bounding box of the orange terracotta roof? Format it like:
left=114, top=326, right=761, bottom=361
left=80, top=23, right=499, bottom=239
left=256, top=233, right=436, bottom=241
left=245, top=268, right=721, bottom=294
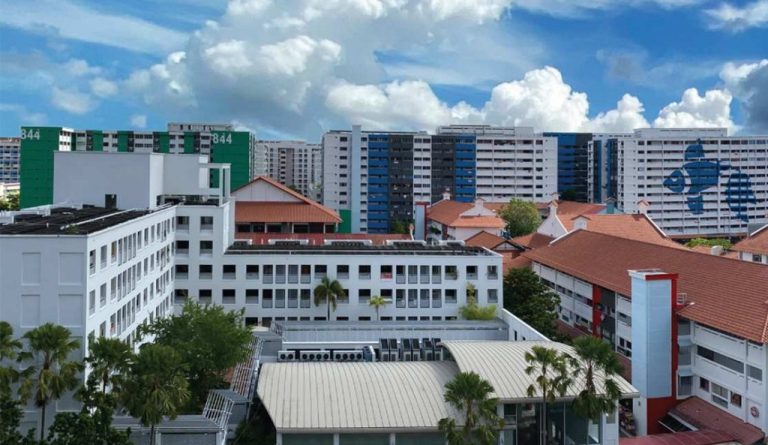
left=524, top=230, right=768, bottom=342
left=237, top=233, right=411, bottom=246
left=512, top=232, right=555, bottom=249
left=670, top=397, right=763, bottom=445
left=427, top=200, right=505, bottom=228
left=555, top=200, right=606, bottom=215
left=733, top=224, right=768, bottom=255
left=504, top=254, right=532, bottom=271
left=236, top=202, right=341, bottom=224
left=234, top=176, right=341, bottom=224
left=619, top=430, right=735, bottom=445
left=465, top=231, right=507, bottom=249
left=567, top=214, right=685, bottom=249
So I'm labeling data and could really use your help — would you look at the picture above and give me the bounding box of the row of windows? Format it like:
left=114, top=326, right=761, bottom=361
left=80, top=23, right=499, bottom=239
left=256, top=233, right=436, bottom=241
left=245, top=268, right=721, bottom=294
left=88, top=217, right=173, bottom=274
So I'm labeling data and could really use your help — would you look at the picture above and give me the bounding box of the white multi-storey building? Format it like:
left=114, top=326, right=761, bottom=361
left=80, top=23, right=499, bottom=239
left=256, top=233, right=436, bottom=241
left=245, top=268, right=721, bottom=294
left=322, top=125, right=557, bottom=234
left=254, top=140, right=323, bottom=200
left=525, top=229, right=768, bottom=440
left=0, top=204, right=176, bottom=432
left=0, top=137, right=20, bottom=183
left=617, top=128, right=768, bottom=238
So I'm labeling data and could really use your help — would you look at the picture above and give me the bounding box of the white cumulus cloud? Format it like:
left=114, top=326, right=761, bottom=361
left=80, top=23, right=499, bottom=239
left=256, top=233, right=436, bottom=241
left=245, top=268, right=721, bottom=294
left=588, top=94, right=650, bottom=133
left=653, top=88, right=734, bottom=130
left=705, top=0, right=768, bottom=32
left=130, top=114, right=148, bottom=129
left=51, top=87, right=96, bottom=115
left=90, top=78, right=118, bottom=98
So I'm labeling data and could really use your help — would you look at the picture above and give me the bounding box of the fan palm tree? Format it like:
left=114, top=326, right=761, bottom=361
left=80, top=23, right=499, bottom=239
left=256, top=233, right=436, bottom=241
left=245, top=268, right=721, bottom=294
left=524, top=346, right=574, bottom=445
left=85, top=336, right=134, bottom=394
left=369, top=295, right=388, bottom=321
left=0, top=321, right=24, bottom=395
left=122, top=343, right=190, bottom=445
left=313, top=276, right=345, bottom=320
left=570, top=336, right=624, bottom=422
left=438, top=371, right=504, bottom=445
left=18, top=323, right=83, bottom=442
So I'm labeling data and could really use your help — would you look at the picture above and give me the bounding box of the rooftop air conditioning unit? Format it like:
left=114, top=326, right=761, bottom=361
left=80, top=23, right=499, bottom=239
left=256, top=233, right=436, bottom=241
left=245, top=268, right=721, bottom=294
left=387, top=339, right=399, bottom=361
left=402, top=339, right=413, bottom=361
left=333, top=350, right=363, bottom=362
left=410, top=338, right=421, bottom=362
left=379, top=339, right=390, bottom=362
left=422, top=338, right=435, bottom=361
left=677, top=293, right=688, bottom=306
left=439, top=240, right=465, bottom=247
left=277, top=350, right=295, bottom=362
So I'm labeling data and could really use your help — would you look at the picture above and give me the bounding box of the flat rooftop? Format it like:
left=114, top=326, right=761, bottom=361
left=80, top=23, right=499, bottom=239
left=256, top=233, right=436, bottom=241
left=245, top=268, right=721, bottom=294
left=0, top=206, right=151, bottom=235
left=225, top=242, right=496, bottom=256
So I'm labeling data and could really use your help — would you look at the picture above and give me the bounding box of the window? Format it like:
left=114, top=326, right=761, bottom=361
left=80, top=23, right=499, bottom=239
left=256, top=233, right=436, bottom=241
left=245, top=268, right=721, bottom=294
left=246, top=265, right=259, bottom=279
left=314, top=264, right=327, bottom=279
left=199, top=264, right=212, bottom=279
left=275, top=265, right=286, bottom=284
left=275, top=289, right=286, bottom=308
left=359, top=289, right=371, bottom=303
left=174, top=289, right=188, bottom=304
left=89, top=290, right=96, bottom=315
left=748, top=365, right=763, bottom=381
left=487, top=265, right=498, bottom=279
left=100, top=284, right=107, bottom=307
left=380, top=265, right=393, bottom=280
left=199, top=289, right=212, bottom=304
left=175, top=264, right=189, bottom=278
left=754, top=254, right=762, bottom=263
left=176, top=216, right=189, bottom=230
left=697, top=346, right=744, bottom=374
left=100, top=245, right=107, bottom=268
left=337, top=265, right=349, bottom=279
left=264, top=265, right=274, bottom=283
left=699, top=376, right=710, bottom=391
left=466, top=265, right=478, bottom=279
left=222, top=289, right=236, bottom=305
left=359, top=265, right=371, bottom=279
left=488, top=289, right=498, bottom=304
left=730, top=392, right=742, bottom=408
left=445, top=265, right=458, bottom=280
left=678, top=376, right=692, bottom=396
left=223, top=264, right=236, bottom=279
left=200, top=216, right=214, bottom=230
left=263, top=289, right=273, bottom=308
left=288, top=265, right=299, bottom=283
left=445, top=289, right=457, bottom=304
left=176, top=240, right=189, bottom=254
left=200, top=240, right=213, bottom=255
left=711, top=382, right=729, bottom=408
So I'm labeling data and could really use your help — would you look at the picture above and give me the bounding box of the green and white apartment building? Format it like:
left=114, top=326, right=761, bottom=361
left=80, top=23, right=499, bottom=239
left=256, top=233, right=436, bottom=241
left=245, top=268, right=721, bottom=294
left=18, top=123, right=257, bottom=209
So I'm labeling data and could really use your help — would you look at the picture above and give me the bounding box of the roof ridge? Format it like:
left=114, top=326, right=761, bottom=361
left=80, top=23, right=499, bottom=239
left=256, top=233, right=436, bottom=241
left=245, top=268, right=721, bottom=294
left=244, top=176, right=341, bottom=221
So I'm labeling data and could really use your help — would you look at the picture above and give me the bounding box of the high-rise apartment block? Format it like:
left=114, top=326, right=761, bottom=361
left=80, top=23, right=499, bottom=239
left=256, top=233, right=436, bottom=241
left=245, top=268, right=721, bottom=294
left=18, top=124, right=256, bottom=209
left=322, top=125, right=558, bottom=233
left=0, top=137, right=20, bottom=183
left=253, top=140, right=322, bottom=201
left=615, top=128, right=767, bottom=237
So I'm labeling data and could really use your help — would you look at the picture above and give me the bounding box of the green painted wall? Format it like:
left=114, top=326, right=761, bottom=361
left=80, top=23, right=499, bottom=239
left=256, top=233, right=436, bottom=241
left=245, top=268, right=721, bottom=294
left=19, top=127, right=62, bottom=209
left=89, top=130, right=104, bottom=151
left=183, top=132, right=197, bottom=153
left=154, top=132, right=170, bottom=153
left=210, top=131, right=251, bottom=190
left=117, top=131, right=131, bottom=152
left=338, top=209, right=352, bottom=233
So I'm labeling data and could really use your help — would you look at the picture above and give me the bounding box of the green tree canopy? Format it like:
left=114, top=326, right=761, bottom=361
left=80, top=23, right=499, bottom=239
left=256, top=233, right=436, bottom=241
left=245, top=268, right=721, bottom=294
left=0, top=321, right=24, bottom=395
left=459, top=284, right=497, bottom=321
left=0, top=192, right=19, bottom=211
left=498, top=198, right=541, bottom=237
left=438, top=371, right=504, bottom=445
left=314, top=276, right=345, bottom=320
left=685, top=237, right=732, bottom=250
left=85, top=336, right=134, bottom=394
left=524, top=346, right=574, bottom=445
left=503, top=268, right=560, bottom=338
left=123, top=344, right=189, bottom=445
left=570, top=336, right=624, bottom=421
left=369, top=295, right=388, bottom=321
left=19, top=323, right=83, bottom=442
left=140, top=302, right=252, bottom=411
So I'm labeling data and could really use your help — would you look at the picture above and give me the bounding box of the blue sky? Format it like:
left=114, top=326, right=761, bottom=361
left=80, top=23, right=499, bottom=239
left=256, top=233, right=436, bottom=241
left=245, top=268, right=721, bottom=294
left=0, top=0, right=766, bottom=140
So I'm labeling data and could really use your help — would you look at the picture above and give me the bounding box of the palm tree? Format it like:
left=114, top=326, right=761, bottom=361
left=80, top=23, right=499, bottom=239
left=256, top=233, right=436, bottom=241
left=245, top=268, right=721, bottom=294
left=122, top=343, right=190, bottom=445
left=85, top=337, right=134, bottom=394
left=369, top=295, right=388, bottom=321
left=0, top=321, right=23, bottom=395
left=18, top=323, right=83, bottom=442
left=438, top=371, right=504, bottom=445
left=313, top=276, right=345, bottom=320
left=570, top=336, right=624, bottom=422
left=524, top=346, right=573, bottom=445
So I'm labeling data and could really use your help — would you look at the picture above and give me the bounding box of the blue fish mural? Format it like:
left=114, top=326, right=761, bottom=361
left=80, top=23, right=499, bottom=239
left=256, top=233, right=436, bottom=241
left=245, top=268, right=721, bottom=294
left=662, top=141, right=756, bottom=222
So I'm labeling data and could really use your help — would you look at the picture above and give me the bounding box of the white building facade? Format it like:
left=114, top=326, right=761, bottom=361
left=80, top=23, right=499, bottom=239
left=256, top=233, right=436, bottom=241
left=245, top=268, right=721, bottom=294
left=254, top=140, right=323, bottom=200
left=617, top=128, right=768, bottom=237
left=322, top=125, right=557, bottom=234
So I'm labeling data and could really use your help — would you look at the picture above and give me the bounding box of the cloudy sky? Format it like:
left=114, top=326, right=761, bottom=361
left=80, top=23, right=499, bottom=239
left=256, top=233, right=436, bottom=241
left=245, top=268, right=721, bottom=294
left=0, top=0, right=766, bottom=140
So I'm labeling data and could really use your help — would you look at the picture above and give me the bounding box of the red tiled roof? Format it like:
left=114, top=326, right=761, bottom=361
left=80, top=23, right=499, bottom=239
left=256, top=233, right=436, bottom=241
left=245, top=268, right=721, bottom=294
left=620, top=430, right=736, bottom=445
left=237, top=233, right=411, bottom=246
left=465, top=231, right=507, bottom=249
left=670, top=397, right=763, bottom=445
left=524, top=230, right=768, bottom=342
left=566, top=214, right=685, bottom=249
left=234, top=176, right=341, bottom=224
left=427, top=200, right=505, bottom=228
left=733, top=224, right=768, bottom=255
left=555, top=200, right=606, bottom=215
left=512, top=232, right=555, bottom=249
left=504, top=254, right=531, bottom=271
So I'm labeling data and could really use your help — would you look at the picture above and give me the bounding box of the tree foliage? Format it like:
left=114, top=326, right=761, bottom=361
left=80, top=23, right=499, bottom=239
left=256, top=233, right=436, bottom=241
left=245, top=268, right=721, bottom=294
left=498, top=198, right=541, bottom=237
left=122, top=344, right=190, bottom=445
left=0, top=192, right=19, bottom=211
left=85, top=336, right=133, bottom=394
left=314, top=277, right=346, bottom=320
left=524, top=346, right=574, bottom=445
left=369, top=295, right=388, bottom=321
left=140, top=301, right=251, bottom=411
left=18, top=323, right=83, bottom=442
left=390, top=220, right=410, bottom=234
left=570, top=336, right=624, bottom=421
left=459, top=284, right=497, bottom=321
left=503, top=268, right=560, bottom=338
left=47, top=389, right=131, bottom=445
left=0, top=321, right=24, bottom=396
left=0, top=395, right=37, bottom=445
left=685, top=237, right=732, bottom=250
left=438, top=371, right=504, bottom=445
